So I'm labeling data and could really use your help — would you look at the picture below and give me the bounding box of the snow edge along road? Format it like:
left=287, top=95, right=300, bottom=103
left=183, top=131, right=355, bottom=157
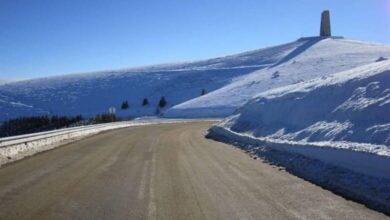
left=206, top=125, right=390, bottom=215
left=0, top=119, right=220, bottom=167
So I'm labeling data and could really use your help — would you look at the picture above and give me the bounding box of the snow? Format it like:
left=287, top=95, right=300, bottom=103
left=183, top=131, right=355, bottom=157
left=0, top=118, right=215, bottom=167
left=0, top=94, right=48, bottom=119
left=213, top=60, right=390, bottom=146
left=166, top=37, right=390, bottom=118
left=0, top=122, right=132, bottom=166
left=3, top=37, right=390, bottom=122
left=2, top=35, right=390, bottom=213
left=207, top=127, right=390, bottom=214
left=0, top=40, right=301, bottom=121
left=206, top=59, right=390, bottom=213
left=208, top=59, right=390, bottom=152
left=207, top=126, right=390, bottom=214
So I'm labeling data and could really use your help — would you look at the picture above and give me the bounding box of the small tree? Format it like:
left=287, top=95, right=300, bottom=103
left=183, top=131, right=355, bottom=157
left=271, top=71, right=280, bottom=79
left=201, top=88, right=206, bottom=96
left=142, top=98, right=149, bottom=106
left=121, top=101, right=129, bottom=110
left=159, top=96, right=167, bottom=108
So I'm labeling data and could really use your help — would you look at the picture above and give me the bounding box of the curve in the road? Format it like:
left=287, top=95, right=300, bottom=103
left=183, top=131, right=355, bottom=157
left=0, top=122, right=387, bottom=220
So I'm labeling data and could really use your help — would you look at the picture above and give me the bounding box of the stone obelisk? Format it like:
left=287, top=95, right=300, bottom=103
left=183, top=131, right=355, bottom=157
left=320, top=10, right=331, bottom=37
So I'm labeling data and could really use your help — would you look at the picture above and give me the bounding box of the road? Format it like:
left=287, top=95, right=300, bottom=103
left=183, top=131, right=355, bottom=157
left=0, top=121, right=387, bottom=220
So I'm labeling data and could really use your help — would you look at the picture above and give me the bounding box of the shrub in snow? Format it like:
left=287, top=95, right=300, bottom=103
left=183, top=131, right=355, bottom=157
left=271, top=71, right=280, bottom=79
left=121, top=101, right=129, bottom=110
left=93, top=113, right=117, bottom=123
left=142, top=98, right=149, bottom=106
left=159, top=96, right=167, bottom=108
left=376, top=57, right=388, bottom=62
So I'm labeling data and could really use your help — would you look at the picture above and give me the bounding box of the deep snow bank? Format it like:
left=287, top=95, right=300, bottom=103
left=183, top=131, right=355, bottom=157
left=207, top=60, right=390, bottom=213
left=166, top=37, right=390, bottom=118
left=207, top=126, right=390, bottom=214
left=214, top=60, right=390, bottom=147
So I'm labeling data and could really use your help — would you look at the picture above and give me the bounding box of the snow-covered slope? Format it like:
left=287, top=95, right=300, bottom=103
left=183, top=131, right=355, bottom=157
left=2, top=37, right=390, bottom=122
left=0, top=40, right=304, bottom=121
left=206, top=59, right=390, bottom=213
left=212, top=59, right=390, bottom=148
left=166, top=37, right=390, bottom=117
left=0, top=94, right=48, bottom=119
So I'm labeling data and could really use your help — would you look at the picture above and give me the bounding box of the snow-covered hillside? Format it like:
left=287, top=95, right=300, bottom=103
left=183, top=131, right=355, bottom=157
left=0, top=40, right=303, bottom=121
left=211, top=59, right=390, bottom=147
left=0, top=94, right=48, bottom=120
left=2, top=37, right=390, bottom=122
left=166, top=37, right=390, bottom=117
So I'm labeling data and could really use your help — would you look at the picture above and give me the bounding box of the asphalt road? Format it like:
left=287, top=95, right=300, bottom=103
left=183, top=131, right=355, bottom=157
left=0, top=122, right=387, bottom=220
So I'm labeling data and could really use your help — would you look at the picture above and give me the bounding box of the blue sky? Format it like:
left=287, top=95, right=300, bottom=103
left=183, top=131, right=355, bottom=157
left=1, top=0, right=389, bottom=80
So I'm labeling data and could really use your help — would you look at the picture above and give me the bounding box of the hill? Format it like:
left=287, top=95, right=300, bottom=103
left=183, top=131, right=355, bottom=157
left=206, top=58, right=390, bottom=213
left=1, top=37, right=390, bottom=121
left=0, top=39, right=303, bottom=121
left=211, top=59, right=390, bottom=147
left=166, top=37, right=390, bottom=117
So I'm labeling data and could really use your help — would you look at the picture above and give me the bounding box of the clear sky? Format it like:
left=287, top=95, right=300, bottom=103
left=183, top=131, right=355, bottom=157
left=1, top=0, right=389, bottom=80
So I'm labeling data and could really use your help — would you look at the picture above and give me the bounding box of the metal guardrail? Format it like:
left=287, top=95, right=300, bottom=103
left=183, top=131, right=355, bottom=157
left=0, top=124, right=98, bottom=142
left=0, top=119, right=220, bottom=148
left=0, top=122, right=132, bottom=148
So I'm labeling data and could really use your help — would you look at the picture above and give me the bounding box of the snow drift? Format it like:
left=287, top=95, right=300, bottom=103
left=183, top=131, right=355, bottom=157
left=214, top=60, right=390, bottom=147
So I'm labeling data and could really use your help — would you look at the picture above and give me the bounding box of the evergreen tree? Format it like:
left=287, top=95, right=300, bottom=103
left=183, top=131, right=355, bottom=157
left=158, top=96, right=167, bottom=108
left=201, top=88, right=206, bottom=96
left=121, top=101, right=129, bottom=109
left=0, top=115, right=84, bottom=137
left=93, top=113, right=117, bottom=123
left=142, top=98, right=149, bottom=106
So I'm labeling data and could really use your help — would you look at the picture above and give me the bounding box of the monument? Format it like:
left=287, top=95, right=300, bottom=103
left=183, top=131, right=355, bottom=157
left=320, top=10, right=331, bottom=37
